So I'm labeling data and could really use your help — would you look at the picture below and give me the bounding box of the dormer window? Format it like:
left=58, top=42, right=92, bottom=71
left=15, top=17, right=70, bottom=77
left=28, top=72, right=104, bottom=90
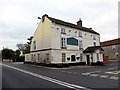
left=61, top=28, right=66, bottom=34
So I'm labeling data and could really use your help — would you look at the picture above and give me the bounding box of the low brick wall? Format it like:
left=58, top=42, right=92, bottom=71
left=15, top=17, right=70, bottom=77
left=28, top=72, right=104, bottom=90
left=103, top=56, right=109, bottom=64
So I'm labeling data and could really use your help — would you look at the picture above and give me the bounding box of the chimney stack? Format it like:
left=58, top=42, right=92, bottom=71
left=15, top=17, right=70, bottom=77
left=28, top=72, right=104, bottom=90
left=77, top=18, right=82, bottom=28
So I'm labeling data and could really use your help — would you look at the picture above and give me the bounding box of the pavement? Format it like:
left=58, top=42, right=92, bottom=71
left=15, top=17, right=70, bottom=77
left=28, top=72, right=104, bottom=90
left=1, top=61, right=119, bottom=89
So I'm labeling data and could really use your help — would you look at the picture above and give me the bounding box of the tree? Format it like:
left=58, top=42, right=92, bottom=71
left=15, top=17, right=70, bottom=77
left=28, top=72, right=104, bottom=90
left=15, top=50, right=20, bottom=56
left=2, top=48, right=15, bottom=60
left=16, top=43, right=30, bottom=54
left=16, top=44, right=26, bottom=51
left=14, top=49, right=24, bottom=62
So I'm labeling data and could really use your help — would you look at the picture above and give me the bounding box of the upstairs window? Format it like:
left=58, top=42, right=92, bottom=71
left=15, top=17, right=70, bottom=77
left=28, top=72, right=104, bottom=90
left=79, top=31, right=82, bottom=37
left=93, top=35, right=96, bottom=40
left=61, top=38, right=67, bottom=49
left=67, top=37, right=78, bottom=46
left=33, top=41, right=36, bottom=50
left=61, top=28, right=66, bottom=34
left=79, top=40, right=82, bottom=49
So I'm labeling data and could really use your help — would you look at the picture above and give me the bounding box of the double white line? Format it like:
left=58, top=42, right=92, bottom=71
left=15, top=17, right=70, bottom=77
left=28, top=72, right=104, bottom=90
left=2, top=63, right=92, bottom=90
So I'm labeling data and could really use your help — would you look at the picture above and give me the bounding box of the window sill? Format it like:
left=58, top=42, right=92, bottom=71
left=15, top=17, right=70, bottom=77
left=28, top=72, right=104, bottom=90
left=61, top=32, right=66, bottom=34
left=61, top=47, right=67, bottom=49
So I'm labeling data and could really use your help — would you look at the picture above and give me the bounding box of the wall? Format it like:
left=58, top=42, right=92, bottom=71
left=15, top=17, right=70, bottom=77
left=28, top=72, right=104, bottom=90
left=51, top=23, right=100, bottom=50
left=27, top=16, right=102, bottom=64
left=51, top=49, right=84, bottom=64
left=102, top=45, right=119, bottom=60
left=25, top=54, right=31, bottom=62
left=94, top=50, right=103, bottom=62
left=31, top=16, right=52, bottom=51
left=30, top=50, right=52, bottom=64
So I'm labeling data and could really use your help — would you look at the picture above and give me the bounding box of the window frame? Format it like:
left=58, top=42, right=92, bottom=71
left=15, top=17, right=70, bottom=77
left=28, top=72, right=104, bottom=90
left=93, top=34, right=96, bottom=40
left=61, top=28, right=66, bottom=34
left=80, top=54, right=83, bottom=61
left=79, top=40, right=82, bottom=49
left=61, top=38, right=67, bottom=49
left=33, top=41, right=36, bottom=50
left=62, top=53, right=66, bottom=62
left=79, top=31, right=82, bottom=37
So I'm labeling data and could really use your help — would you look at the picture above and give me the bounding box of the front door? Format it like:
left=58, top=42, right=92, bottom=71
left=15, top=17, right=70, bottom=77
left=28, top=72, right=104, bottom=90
left=71, top=55, right=76, bottom=61
left=86, top=55, right=90, bottom=65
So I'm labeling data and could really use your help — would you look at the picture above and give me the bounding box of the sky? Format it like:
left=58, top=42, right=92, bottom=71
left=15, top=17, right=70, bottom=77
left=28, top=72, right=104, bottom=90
left=0, top=0, right=119, bottom=50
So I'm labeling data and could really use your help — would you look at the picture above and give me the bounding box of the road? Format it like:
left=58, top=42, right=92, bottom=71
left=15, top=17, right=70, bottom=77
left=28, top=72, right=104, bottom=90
left=1, top=61, right=119, bottom=90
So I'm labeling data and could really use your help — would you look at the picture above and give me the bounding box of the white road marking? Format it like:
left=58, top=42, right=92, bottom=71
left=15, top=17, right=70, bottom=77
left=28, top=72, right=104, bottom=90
left=82, top=73, right=90, bottom=75
left=107, top=67, right=117, bottom=70
left=2, top=63, right=92, bottom=90
left=105, top=70, right=120, bottom=74
left=82, top=70, right=101, bottom=76
left=84, top=70, right=101, bottom=74
left=89, top=74, right=99, bottom=77
left=99, top=75, right=108, bottom=78
left=109, top=76, right=119, bottom=80
left=13, top=62, right=24, bottom=64
left=67, top=72, right=72, bottom=73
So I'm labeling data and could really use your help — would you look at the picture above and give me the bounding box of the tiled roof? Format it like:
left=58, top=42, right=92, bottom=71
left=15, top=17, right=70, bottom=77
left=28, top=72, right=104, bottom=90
left=43, top=14, right=99, bottom=35
left=83, top=46, right=104, bottom=53
left=100, top=38, right=120, bottom=47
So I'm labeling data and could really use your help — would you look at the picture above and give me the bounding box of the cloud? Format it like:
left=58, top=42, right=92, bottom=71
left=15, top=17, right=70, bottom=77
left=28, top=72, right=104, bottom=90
left=0, top=0, right=119, bottom=50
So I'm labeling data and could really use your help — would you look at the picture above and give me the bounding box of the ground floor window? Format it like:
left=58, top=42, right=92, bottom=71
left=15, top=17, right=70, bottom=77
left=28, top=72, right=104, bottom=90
left=80, top=54, right=83, bottom=61
left=38, top=54, right=40, bottom=61
left=46, top=53, right=49, bottom=60
left=62, top=53, right=66, bottom=62
left=34, top=54, right=36, bottom=62
left=97, top=53, right=99, bottom=60
left=31, top=54, right=33, bottom=61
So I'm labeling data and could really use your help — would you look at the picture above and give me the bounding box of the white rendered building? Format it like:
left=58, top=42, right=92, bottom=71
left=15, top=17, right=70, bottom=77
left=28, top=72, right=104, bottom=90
left=25, top=14, right=103, bottom=65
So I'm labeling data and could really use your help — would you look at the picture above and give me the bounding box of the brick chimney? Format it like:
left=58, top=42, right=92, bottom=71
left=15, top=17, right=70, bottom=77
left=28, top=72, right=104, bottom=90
left=77, top=18, right=82, bottom=28
left=42, top=14, right=48, bottom=22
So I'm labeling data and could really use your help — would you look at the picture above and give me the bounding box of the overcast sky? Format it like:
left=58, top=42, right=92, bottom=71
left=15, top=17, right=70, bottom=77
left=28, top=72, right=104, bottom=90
left=0, top=0, right=119, bottom=50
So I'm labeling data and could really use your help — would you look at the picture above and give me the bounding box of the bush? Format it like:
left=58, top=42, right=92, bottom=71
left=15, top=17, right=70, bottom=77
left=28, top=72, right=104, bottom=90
left=95, top=61, right=104, bottom=66
left=15, top=56, right=25, bottom=62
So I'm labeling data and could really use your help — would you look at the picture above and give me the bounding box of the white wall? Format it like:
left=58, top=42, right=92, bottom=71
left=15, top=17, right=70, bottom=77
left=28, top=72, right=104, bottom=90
left=51, top=50, right=84, bottom=64
left=31, top=16, right=52, bottom=51
left=28, top=17, right=102, bottom=65
left=25, top=54, right=31, bottom=62
left=93, top=50, right=103, bottom=62
left=51, top=23, right=100, bottom=50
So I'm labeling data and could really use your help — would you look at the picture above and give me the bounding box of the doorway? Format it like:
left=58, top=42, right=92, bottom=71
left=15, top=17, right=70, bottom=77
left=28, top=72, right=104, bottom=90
left=71, top=55, right=76, bottom=61
left=86, top=55, right=90, bottom=65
